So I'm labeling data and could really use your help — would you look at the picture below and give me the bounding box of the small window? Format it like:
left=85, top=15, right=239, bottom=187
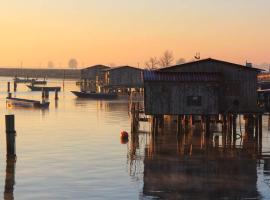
left=187, top=96, right=202, bottom=106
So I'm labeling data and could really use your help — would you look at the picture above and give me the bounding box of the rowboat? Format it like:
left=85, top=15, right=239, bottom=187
left=71, top=91, right=118, bottom=99
left=27, top=85, right=61, bottom=92
left=6, top=97, right=49, bottom=108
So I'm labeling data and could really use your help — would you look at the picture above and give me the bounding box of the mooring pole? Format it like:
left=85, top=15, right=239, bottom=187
left=7, top=82, right=10, bottom=93
left=55, top=90, right=59, bottom=100
left=4, top=158, right=16, bottom=200
left=13, top=82, right=17, bottom=92
left=42, top=88, right=45, bottom=99
left=5, top=115, right=16, bottom=159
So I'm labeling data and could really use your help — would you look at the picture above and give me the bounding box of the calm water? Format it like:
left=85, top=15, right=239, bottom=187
left=0, top=77, right=269, bottom=199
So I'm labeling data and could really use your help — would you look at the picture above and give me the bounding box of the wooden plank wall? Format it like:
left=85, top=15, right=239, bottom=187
left=144, top=82, right=219, bottom=115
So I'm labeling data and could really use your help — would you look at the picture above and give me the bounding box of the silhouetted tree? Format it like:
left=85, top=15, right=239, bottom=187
left=145, top=57, right=159, bottom=70
left=47, top=61, right=54, bottom=68
left=159, top=50, right=174, bottom=67
left=68, top=58, right=78, bottom=69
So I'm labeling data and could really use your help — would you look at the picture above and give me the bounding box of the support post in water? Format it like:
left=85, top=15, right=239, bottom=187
left=5, top=115, right=16, bottom=159
left=42, top=89, right=45, bottom=99
left=7, top=82, right=10, bottom=92
left=55, top=90, right=59, bottom=100
left=13, top=81, right=17, bottom=92
left=45, top=90, right=49, bottom=99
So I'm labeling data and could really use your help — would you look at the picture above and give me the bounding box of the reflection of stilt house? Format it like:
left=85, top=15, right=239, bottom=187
left=142, top=126, right=259, bottom=199
left=80, top=65, right=110, bottom=92
left=104, top=66, right=143, bottom=94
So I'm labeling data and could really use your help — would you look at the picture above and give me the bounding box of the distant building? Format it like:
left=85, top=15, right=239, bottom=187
left=81, top=65, right=110, bottom=81
left=144, top=58, right=262, bottom=115
left=105, top=66, right=143, bottom=93
left=80, top=65, right=110, bottom=92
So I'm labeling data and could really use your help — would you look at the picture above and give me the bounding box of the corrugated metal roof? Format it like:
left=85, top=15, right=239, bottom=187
left=143, top=71, right=222, bottom=82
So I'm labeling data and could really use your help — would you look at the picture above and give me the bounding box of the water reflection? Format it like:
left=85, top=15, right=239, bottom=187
left=4, top=159, right=16, bottom=200
left=129, top=118, right=266, bottom=200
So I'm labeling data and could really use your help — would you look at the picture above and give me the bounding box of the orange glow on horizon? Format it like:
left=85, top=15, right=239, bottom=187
left=0, top=1, right=269, bottom=69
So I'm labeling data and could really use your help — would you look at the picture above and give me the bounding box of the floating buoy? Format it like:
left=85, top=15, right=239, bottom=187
left=120, top=131, right=129, bottom=139
left=120, top=131, right=129, bottom=144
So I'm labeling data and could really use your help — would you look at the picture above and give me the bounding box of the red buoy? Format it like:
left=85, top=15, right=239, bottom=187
left=120, top=131, right=129, bottom=139
left=120, top=131, right=129, bottom=144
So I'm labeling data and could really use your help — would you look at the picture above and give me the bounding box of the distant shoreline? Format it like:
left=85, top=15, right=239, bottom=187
left=0, top=68, right=81, bottom=79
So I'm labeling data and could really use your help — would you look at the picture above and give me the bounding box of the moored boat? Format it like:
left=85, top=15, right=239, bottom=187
left=6, top=97, right=50, bottom=108
left=71, top=91, right=118, bottom=99
left=27, top=85, right=61, bottom=92
left=13, top=77, right=33, bottom=83
left=31, top=80, right=47, bottom=85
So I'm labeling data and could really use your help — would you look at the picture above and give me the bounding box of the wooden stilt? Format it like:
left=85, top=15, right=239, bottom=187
left=5, top=115, right=16, bottom=160
left=177, top=115, right=183, bottom=135
left=7, top=82, right=10, bottom=92
left=4, top=158, right=16, bottom=200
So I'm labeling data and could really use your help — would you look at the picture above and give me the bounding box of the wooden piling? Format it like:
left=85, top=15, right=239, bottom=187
left=42, top=89, right=45, bottom=99
left=45, top=90, right=49, bottom=98
left=268, top=113, right=270, bottom=131
left=13, top=82, right=17, bottom=92
left=177, top=115, right=183, bottom=135
left=55, top=90, right=59, bottom=100
left=205, top=115, right=210, bottom=139
left=5, top=115, right=16, bottom=159
left=4, top=158, right=16, bottom=200
left=232, top=114, right=237, bottom=146
left=7, top=82, right=10, bottom=92
left=258, top=114, right=262, bottom=155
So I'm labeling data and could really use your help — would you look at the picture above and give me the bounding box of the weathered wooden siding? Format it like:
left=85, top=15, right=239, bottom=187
left=144, top=81, right=219, bottom=115
left=107, top=66, right=143, bottom=88
left=81, top=65, right=110, bottom=80
left=161, top=60, right=259, bottom=113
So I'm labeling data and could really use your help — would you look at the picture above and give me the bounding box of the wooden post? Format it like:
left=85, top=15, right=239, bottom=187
left=13, top=82, right=17, bottom=92
left=55, top=90, right=59, bottom=100
left=7, top=82, right=10, bottom=92
left=42, top=89, right=45, bottom=99
left=268, top=113, right=270, bottom=131
left=5, top=115, right=16, bottom=159
left=258, top=114, right=263, bottom=155
left=177, top=115, right=183, bottom=135
left=205, top=115, right=210, bottom=139
left=4, top=158, right=16, bottom=200
left=232, top=114, right=237, bottom=146
left=8, top=92, right=12, bottom=99
left=45, top=90, right=49, bottom=98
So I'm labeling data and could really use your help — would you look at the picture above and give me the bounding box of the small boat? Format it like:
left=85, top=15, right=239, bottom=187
left=71, top=91, right=118, bottom=99
left=31, top=80, right=47, bottom=85
left=14, top=77, right=47, bottom=85
left=13, top=77, right=33, bottom=83
left=27, top=85, right=61, bottom=92
left=6, top=97, right=49, bottom=108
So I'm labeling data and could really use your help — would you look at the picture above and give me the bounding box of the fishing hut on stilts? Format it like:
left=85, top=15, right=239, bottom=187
left=140, top=58, right=263, bottom=152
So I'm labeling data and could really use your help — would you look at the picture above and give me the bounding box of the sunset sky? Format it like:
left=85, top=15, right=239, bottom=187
left=0, top=0, right=269, bottom=68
